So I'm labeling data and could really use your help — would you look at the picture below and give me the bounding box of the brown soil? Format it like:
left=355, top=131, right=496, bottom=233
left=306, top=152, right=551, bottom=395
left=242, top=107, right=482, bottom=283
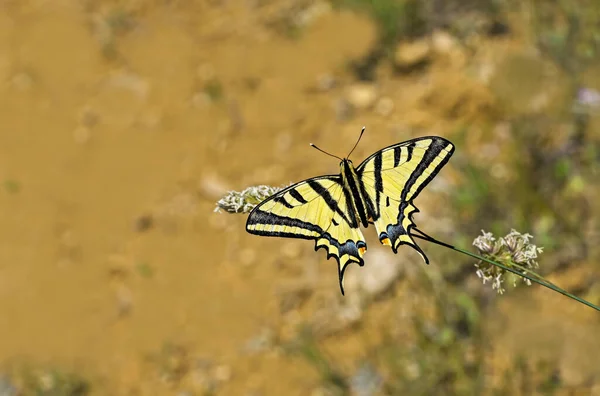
left=1, top=2, right=599, bottom=395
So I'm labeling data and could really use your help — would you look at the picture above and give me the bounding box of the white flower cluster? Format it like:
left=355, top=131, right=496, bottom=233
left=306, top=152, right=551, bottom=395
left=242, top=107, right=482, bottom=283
left=473, top=229, right=544, bottom=294
left=214, top=185, right=286, bottom=214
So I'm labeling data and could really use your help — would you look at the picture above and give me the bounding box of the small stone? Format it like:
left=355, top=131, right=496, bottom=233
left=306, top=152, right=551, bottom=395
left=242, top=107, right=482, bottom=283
left=275, top=132, right=293, bottom=154
left=79, top=106, right=99, bottom=128
left=345, top=83, right=378, bottom=110
left=11, top=72, right=34, bottom=91
left=133, top=214, right=154, bottom=232
left=213, top=364, right=232, bottom=383
left=107, top=70, right=150, bottom=99
left=242, top=328, right=275, bottom=354
left=334, top=98, right=353, bottom=121
left=394, top=39, right=431, bottom=68
left=316, top=73, right=336, bottom=92
left=350, top=363, right=383, bottom=396
left=295, top=1, right=332, bottom=27
left=375, top=97, right=394, bottom=116
left=358, top=248, right=403, bottom=297
left=431, top=30, right=458, bottom=54
left=0, top=375, right=16, bottom=396
left=191, top=92, right=212, bottom=108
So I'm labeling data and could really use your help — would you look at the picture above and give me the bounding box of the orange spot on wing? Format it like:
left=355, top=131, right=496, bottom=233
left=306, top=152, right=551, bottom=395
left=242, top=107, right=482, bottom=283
left=359, top=247, right=367, bottom=255
left=381, top=238, right=391, bottom=246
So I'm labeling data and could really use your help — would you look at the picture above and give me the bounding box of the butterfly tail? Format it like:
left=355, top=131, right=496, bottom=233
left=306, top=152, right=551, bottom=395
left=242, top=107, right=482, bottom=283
left=377, top=202, right=430, bottom=264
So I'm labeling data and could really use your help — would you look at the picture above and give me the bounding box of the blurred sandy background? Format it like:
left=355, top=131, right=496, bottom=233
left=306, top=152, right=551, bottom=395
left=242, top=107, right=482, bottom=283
left=0, top=1, right=599, bottom=395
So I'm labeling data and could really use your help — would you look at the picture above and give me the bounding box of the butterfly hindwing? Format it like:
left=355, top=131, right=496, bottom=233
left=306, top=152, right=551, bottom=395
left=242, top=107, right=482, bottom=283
left=357, top=137, right=455, bottom=262
left=246, top=176, right=367, bottom=293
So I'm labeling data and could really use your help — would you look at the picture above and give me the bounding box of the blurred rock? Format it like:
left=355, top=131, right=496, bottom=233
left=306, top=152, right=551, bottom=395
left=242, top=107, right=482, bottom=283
left=11, top=72, right=34, bottom=91
left=344, top=248, right=403, bottom=298
left=0, top=375, right=16, bottom=396
left=374, top=97, right=394, bottom=117
left=334, top=98, right=354, bottom=121
left=242, top=327, right=276, bottom=355
left=191, top=92, right=212, bottom=108
left=316, top=73, right=337, bottom=92
left=133, top=214, right=154, bottom=233
left=106, top=70, right=150, bottom=100
left=395, top=39, right=431, bottom=68
left=213, top=364, right=232, bottom=383
left=79, top=106, right=99, bottom=128
left=431, top=30, right=458, bottom=54
left=350, top=363, right=383, bottom=396
left=275, top=132, right=293, bottom=154
left=294, top=1, right=332, bottom=27
left=345, top=83, right=378, bottom=110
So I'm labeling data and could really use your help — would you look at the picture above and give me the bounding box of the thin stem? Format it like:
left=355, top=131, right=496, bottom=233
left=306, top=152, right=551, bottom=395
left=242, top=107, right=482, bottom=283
left=411, top=230, right=600, bottom=313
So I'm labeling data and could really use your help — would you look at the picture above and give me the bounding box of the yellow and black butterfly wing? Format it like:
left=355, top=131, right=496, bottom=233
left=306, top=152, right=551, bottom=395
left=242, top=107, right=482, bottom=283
left=246, top=176, right=366, bottom=294
left=357, top=136, right=455, bottom=262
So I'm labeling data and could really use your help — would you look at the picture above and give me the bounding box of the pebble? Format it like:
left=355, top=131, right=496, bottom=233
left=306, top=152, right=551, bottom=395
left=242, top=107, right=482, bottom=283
left=107, top=70, right=150, bottom=100
left=316, top=73, right=336, bottom=92
left=275, top=132, right=293, bottom=154
left=242, top=327, right=275, bottom=354
left=191, top=92, right=212, bottom=108
left=374, top=97, right=394, bottom=117
left=213, top=364, right=232, bottom=383
left=394, top=39, right=431, bottom=68
left=350, top=363, right=383, bottom=396
left=294, top=1, right=332, bottom=27
left=344, top=248, right=403, bottom=298
left=11, top=72, right=34, bottom=91
left=431, top=30, right=458, bottom=54
left=345, top=83, right=378, bottom=110
left=334, top=98, right=353, bottom=121
left=79, top=106, right=99, bottom=128
left=133, top=214, right=154, bottom=232
left=0, top=375, right=16, bottom=396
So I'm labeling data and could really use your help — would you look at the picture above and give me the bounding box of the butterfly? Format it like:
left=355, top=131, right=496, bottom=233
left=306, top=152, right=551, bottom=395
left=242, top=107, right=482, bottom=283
left=246, top=127, right=455, bottom=294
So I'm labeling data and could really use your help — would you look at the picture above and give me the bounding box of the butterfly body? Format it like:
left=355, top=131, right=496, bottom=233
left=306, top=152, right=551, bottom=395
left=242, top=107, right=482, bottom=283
left=246, top=135, right=455, bottom=294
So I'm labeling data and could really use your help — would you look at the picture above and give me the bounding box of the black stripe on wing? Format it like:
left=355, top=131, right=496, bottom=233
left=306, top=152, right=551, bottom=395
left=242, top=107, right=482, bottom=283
left=246, top=210, right=323, bottom=239
left=400, top=138, right=454, bottom=202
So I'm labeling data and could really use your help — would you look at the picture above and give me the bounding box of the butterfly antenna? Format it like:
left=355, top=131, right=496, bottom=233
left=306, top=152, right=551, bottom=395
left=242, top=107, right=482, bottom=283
left=347, top=126, right=366, bottom=159
left=310, top=143, right=343, bottom=161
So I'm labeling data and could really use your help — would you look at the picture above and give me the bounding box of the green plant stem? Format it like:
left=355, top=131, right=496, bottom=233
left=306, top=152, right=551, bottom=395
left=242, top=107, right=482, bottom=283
left=411, top=231, right=600, bottom=313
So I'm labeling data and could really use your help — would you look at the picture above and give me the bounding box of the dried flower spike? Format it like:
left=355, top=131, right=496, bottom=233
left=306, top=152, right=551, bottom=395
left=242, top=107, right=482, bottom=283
left=214, top=185, right=287, bottom=214
left=473, top=229, right=544, bottom=294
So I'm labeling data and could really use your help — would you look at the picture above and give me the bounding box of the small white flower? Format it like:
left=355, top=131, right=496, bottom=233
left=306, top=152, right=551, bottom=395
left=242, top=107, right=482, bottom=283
left=473, top=229, right=544, bottom=294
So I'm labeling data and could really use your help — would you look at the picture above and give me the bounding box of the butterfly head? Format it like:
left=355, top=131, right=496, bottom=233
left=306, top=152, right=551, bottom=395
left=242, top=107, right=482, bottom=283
left=339, top=158, right=354, bottom=172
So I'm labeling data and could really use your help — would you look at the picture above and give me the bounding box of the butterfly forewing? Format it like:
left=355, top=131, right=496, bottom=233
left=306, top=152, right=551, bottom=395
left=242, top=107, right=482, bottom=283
left=357, top=137, right=455, bottom=261
left=246, top=176, right=367, bottom=294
